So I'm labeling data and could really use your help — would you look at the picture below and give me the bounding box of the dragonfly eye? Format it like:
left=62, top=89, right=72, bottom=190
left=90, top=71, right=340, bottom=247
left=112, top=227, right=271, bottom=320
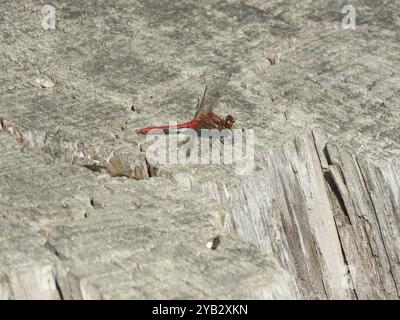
left=225, top=115, right=234, bottom=129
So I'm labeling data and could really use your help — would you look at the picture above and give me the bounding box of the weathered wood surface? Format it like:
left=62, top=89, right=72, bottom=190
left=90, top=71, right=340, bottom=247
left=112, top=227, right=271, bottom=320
left=0, top=133, right=298, bottom=299
left=1, top=0, right=399, bottom=299
left=193, top=132, right=400, bottom=299
left=325, top=145, right=400, bottom=299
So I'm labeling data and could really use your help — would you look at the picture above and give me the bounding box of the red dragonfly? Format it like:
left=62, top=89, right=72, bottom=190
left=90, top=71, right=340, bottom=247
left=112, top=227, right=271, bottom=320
left=137, top=75, right=234, bottom=134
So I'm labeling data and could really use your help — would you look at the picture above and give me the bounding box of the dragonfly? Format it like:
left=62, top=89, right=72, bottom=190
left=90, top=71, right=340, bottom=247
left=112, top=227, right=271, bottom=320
left=137, top=75, right=235, bottom=135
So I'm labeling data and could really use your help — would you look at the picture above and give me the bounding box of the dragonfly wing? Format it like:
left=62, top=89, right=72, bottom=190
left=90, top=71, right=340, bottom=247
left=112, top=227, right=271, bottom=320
left=194, top=85, right=208, bottom=119
left=194, top=73, right=231, bottom=119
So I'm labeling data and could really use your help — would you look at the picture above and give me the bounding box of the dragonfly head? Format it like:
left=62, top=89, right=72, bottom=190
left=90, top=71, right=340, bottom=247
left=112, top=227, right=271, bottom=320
left=224, top=115, right=235, bottom=129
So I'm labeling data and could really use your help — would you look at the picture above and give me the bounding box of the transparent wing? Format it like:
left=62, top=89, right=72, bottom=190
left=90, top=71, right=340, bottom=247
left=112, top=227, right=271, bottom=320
left=194, top=73, right=231, bottom=119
